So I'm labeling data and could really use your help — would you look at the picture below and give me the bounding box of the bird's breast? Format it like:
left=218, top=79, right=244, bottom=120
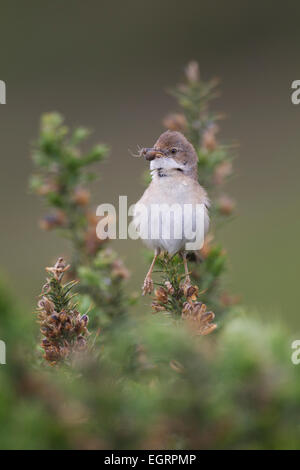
left=133, top=176, right=209, bottom=254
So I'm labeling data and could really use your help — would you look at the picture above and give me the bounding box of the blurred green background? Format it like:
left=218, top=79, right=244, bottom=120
left=0, top=0, right=299, bottom=328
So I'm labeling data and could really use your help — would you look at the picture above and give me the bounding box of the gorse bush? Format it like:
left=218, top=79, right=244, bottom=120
left=0, top=63, right=299, bottom=449
left=149, top=62, right=236, bottom=319
left=30, top=112, right=130, bottom=327
left=37, top=258, right=90, bottom=365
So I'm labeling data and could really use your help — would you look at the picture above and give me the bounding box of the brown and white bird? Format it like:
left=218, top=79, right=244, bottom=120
left=133, top=130, right=209, bottom=295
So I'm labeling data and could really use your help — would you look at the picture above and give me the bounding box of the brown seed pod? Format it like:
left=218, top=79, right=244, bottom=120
left=154, top=287, right=168, bottom=304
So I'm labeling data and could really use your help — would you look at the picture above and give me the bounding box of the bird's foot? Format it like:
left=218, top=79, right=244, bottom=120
left=182, top=275, right=191, bottom=289
left=142, top=276, right=154, bottom=295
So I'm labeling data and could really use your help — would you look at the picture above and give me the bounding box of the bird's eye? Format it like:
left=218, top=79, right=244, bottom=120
left=170, top=148, right=177, bottom=154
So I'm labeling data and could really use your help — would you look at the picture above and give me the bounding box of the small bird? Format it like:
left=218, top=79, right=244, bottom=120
left=134, top=130, right=209, bottom=295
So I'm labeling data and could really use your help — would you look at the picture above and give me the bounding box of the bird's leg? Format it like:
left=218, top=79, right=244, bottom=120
left=181, top=251, right=191, bottom=286
left=142, top=248, right=160, bottom=295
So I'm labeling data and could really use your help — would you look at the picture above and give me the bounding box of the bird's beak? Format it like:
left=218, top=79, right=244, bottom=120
left=142, top=148, right=165, bottom=161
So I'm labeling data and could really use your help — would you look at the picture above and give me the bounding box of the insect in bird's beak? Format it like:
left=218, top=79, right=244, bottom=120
left=142, top=148, right=165, bottom=161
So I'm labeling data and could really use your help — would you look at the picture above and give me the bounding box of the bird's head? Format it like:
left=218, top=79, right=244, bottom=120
left=141, top=131, right=198, bottom=179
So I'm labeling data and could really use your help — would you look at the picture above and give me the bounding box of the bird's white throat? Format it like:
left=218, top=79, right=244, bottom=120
left=150, top=157, right=184, bottom=179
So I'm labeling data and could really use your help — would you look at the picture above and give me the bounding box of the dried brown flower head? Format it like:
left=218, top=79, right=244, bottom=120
left=45, top=257, right=71, bottom=281
left=72, top=187, right=91, bottom=207
left=163, top=113, right=187, bottom=133
left=182, top=301, right=216, bottom=336
left=220, top=291, right=241, bottom=307
left=217, top=195, right=236, bottom=216
left=37, top=258, right=90, bottom=366
left=164, top=281, right=175, bottom=295
left=154, top=287, right=168, bottom=304
left=36, top=179, right=60, bottom=196
left=213, top=160, right=232, bottom=186
left=200, top=234, right=214, bottom=259
left=201, top=124, right=219, bottom=152
left=182, top=283, right=199, bottom=301
left=84, top=212, right=106, bottom=255
left=151, top=301, right=166, bottom=313
left=185, top=61, right=200, bottom=83
left=111, top=259, right=130, bottom=280
left=39, top=210, right=66, bottom=231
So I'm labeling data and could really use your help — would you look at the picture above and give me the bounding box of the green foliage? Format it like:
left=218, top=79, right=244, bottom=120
left=30, top=112, right=108, bottom=252
left=1, top=281, right=299, bottom=449
left=158, top=61, right=236, bottom=317
left=169, top=62, right=219, bottom=152
left=0, top=65, right=298, bottom=450
left=30, top=112, right=129, bottom=325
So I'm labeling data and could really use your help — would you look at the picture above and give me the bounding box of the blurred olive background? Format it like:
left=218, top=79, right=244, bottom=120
left=0, top=1, right=299, bottom=327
